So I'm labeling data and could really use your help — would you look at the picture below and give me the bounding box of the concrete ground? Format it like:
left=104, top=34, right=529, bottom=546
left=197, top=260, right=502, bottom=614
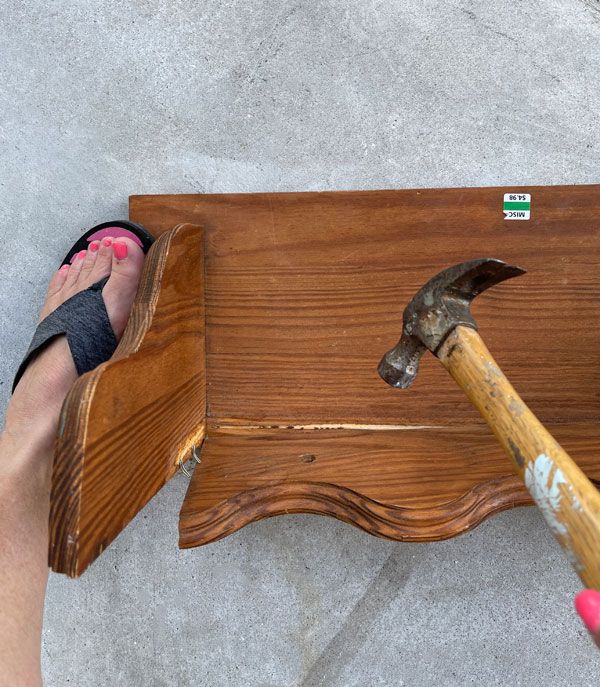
left=1, top=0, right=600, bottom=684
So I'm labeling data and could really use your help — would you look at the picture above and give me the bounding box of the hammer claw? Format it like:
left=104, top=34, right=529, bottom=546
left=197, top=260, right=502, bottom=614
left=449, top=259, right=527, bottom=300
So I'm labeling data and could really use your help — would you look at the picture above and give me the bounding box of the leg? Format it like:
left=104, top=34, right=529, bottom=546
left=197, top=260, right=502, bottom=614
left=0, top=237, right=145, bottom=685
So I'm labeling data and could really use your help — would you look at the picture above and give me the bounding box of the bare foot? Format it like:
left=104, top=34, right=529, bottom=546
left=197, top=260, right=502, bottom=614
left=4, top=236, right=145, bottom=450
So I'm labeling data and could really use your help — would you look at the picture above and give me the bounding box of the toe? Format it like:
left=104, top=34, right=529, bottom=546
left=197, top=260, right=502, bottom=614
left=63, top=249, right=87, bottom=288
left=102, top=238, right=145, bottom=339
left=46, top=264, right=70, bottom=298
left=90, top=237, right=114, bottom=282
left=40, top=264, right=71, bottom=320
left=110, top=237, right=145, bottom=278
left=78, top=243, right=99, bottom=281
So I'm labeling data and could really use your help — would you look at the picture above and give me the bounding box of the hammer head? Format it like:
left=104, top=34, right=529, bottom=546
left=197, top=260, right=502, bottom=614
left=378, top=258, right=526, bottom=388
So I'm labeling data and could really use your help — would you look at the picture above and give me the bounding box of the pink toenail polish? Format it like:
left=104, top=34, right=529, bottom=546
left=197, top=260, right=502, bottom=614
left=78, top=250, right=87, bottom=259
left=102, top=238, right=112, bottom=247
left=113, top=242, right=128, bottom=260
left=89, top=241, right=100, bottom=252
left=60, top=264, right=70, bottom=271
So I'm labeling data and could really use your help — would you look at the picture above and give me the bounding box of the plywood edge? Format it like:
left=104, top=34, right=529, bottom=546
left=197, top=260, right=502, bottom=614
left=50, top=223, right=206, bottom=576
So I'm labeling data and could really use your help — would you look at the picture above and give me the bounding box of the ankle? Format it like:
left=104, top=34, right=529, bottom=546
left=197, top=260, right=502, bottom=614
left=3, top=402, right=60, bottom=445
left=0, top=422, right=57, bottom=478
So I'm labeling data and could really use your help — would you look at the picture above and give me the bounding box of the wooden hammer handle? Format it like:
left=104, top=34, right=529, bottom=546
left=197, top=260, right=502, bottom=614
left=438, top=325, right=600, bottom=589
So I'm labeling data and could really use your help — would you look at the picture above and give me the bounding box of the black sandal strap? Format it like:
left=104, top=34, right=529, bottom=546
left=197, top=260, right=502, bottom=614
left=12, top=278, right=117, bottom=393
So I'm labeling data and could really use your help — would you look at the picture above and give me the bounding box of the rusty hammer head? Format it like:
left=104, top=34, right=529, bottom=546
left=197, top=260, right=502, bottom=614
left=378, top=258, right=526, bottom=388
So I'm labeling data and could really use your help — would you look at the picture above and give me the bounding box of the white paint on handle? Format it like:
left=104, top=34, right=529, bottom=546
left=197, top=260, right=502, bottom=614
left=524, top=453, right=582, bottom=568
left=524, top=454, right=582, bottom=530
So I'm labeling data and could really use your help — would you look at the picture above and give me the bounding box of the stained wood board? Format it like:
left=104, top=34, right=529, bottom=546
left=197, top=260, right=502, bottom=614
left=129, top=186, right=600, bottom=548
left=50, top=224, right=206, bottom=576
left=179, top=422, right=600, bottom=547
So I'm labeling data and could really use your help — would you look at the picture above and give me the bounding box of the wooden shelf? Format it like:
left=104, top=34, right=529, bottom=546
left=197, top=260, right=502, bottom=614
left=49, top=185, right=600, bottom=575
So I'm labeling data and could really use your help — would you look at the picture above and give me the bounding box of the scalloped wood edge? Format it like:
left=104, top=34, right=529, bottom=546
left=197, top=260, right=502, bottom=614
left=180, top=476, right=533, bottom=547
left=49, top=223, right=206, bottom=577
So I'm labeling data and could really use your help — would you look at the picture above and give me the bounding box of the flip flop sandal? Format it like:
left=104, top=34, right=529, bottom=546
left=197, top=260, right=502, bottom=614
left=61, top=220, right=155, bottom=265
left=12, top=221, right=155, bottom=393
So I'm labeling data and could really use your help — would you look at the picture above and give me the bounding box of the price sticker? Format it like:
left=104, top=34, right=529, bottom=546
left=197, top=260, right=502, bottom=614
left=503, top=193, right=531, bottom=220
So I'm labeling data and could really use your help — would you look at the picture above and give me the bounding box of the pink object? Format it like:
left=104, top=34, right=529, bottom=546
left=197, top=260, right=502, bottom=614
left=89, top=241, right=100, bottom=252
left=113, top=242, right=128, bottom=260
left=87, top=226, right=143, bottom=247
left=60, top=264, right=70, bottom=272
left=575, top=589, right=600, bottom=634
left=102, top=238, right=113, bottom=247
left=77, top=250, right=87, bottom=260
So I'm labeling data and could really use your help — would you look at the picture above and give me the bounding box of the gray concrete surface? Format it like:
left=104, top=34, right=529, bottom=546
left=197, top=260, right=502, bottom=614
left=1, top=0, right=600, bottom=684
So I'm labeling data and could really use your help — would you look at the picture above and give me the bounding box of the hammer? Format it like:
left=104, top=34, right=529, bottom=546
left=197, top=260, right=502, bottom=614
left=378, top=258, right=600, bottom=589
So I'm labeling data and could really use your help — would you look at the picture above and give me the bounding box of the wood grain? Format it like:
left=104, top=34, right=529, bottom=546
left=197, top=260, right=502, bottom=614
left=134, top=186, right=600, bottom=552
left=439, top=326, right=600, bottom=589
left=131, top=186, right=600, bottom=427
left=179, top=422, right=600, bottom=547
left=50, top=223, right=206, bottom=577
